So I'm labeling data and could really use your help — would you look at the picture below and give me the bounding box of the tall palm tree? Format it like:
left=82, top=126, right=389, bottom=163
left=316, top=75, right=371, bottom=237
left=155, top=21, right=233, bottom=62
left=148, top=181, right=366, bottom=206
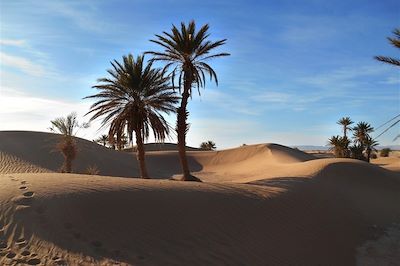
left=353, top=122, right=374, bottom=148
left=364, top=136, right=379, bottom=163
left=337, top=117, right=353, bottom=138
left=85, top=54, right=179, bottom=178
left=375, top=28, right=400, bottom=67
left=147, top=20, right=229, bottom=181
left=50, top=112, right=84, bottom=173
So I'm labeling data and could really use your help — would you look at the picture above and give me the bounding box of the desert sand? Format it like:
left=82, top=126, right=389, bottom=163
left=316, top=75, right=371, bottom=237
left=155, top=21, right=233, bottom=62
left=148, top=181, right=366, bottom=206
left=1, top=131, right=400, bottom=265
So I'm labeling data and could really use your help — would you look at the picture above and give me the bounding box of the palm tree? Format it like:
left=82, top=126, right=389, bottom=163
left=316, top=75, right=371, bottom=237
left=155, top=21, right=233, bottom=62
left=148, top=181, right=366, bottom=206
left=349, top=144, right=364, bottom=160
left=96, top=134, right=109, bottom=146
left=328, top=135, right=350, bottom=158
left=85, top=54, right=179, bottom=178
left=364, top=136, right=379, bottom=163
left=375, top=28, right=400, bottom=67
left=200, top=140, right=217, bottom=151
left=337, top=117, right=353, bottom=138
left=353, top=122, right=374, bottom=148
left=50, top=112, right=85, bottom=173
left=147, top=20, right=229, bottom=181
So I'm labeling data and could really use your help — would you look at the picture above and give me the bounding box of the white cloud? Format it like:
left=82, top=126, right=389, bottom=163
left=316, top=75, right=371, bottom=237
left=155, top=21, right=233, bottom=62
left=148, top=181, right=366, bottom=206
left=0, top=52, right=46, bottom=76
left=0, top=39, right=26, bottom=47
left=0, top=87, right=102, bottom=140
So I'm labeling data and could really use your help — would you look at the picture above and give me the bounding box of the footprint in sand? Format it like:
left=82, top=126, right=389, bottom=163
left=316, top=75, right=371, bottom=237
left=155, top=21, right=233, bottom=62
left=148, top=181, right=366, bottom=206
left=0, top=241, right=7, bottom=249
left=6, top=251, right=16, bottom=258
left=19, top=186, right=28, bottom=190
left=21, top=181, right=27, bottom=185
left=53, top=257, right=66, bottom=265
left=16, top=238, right=27, bottom=247
left=21, top=250, right=31, bottom=256
left=27, top=257, right=41, bottom=265
left=23, top=191, right=34, bottom=198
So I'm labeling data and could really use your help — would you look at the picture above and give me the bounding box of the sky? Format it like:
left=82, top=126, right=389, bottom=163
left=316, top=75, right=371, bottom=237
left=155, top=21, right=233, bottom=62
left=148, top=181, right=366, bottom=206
left=0, top=0, right=399, bottom=149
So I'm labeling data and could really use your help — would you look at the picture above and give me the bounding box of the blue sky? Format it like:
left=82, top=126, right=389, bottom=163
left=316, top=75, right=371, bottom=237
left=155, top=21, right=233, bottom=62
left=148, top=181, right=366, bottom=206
left=0, top=0, right=399, bottom=149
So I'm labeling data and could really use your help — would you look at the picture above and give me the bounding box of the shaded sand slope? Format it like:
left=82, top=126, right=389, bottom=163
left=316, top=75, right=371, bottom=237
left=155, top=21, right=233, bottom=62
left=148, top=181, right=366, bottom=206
left=0, top=172, right=399, bottom=265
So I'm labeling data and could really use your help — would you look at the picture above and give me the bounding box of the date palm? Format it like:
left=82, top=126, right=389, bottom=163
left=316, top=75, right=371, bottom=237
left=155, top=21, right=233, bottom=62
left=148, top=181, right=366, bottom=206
left=50, top=112, right=86, bottom=173
left=364, top=136, right=379, bottom=163
left=375, top=28, right=400, bottom=67
left=328, top=135, right=350, bottom=158
left=353, top=122, right=374, bottom=148
left=147, top=20, right=229, bottom=181
left=85, top=54, right=179, bottom=178
left=337, top=117, right=353, bottom=138
left=200, top=140, right=217, bottom=151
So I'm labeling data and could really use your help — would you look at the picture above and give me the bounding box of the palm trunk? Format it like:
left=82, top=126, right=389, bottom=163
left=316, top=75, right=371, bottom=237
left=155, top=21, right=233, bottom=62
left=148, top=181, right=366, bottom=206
left=177, top=73, right=200, bottom=181
left=134, top=128, right=149, bottom=178
left=64, top=156, right=72, bottom=173
left=366, top=148, right=371, bottom=163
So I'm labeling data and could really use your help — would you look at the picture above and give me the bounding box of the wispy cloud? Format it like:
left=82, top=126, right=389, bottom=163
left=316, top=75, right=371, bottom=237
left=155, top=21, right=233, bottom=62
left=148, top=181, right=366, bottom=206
left=0, top=39, right=26, bottom=47
left=0, top=52, right=46, bottom=76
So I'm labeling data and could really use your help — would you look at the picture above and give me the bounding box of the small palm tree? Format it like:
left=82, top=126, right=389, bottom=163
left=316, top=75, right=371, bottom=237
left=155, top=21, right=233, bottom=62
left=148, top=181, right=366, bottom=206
left=50, top=112, right=87, bottom=173
left=337, top=117, right=353, bottom=138
left=375, top=28, right=400, bottom=67
left=328, top=135, right=350, bottom=158
left=85, top=54, right=179, bottom=178
left=200, top=140, right=217, bottom=151
left=110, top=133, right=128, bottom=151
left=96, top=134, right=109, bottom=146
left=147, top=20, right=229, bottom=181
left=350, top=144, right=364, bottom=160
left=364, top=136, right=379, bottom=162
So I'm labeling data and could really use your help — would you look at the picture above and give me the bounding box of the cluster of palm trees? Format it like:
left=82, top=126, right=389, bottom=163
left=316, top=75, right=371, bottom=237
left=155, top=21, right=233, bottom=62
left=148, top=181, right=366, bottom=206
left=95, top=134, right=128, bottom=150
left=200, top=140, right=217, bottom=151
left=84, top=21, right=229, bottom=180
left=328, top=117, right=379, bottom=162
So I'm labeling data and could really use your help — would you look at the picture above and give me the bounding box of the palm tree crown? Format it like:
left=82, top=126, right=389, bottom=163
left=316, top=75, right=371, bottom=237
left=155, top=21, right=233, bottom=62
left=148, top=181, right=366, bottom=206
left=50, top=112, right=81, bottom=137
left=85, top=54, right=179, bottom=178
left=353, top=121, right=374, bottom=146
left=147, top=20, right=230, bottom=95
left=337, top=117, right=354, bottom=137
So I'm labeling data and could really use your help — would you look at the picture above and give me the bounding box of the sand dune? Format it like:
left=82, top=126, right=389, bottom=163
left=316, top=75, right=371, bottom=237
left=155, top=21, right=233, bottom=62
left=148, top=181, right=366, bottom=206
left=1, top=131, right=400, bottom=265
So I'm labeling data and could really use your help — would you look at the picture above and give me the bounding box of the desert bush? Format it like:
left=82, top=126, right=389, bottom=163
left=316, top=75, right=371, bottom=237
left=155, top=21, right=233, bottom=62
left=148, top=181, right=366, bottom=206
left=85, top=165, right=99, bottom=175
left=380, top=148, right=391, bottom=157
left=370, top=153, right=378, bottom=159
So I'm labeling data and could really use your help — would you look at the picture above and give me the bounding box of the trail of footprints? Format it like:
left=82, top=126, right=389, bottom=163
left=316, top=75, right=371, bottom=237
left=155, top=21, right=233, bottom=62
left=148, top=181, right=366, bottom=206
left=3, top=176, right=129, bottom=265
left=0, top=176, right=44, bottom=265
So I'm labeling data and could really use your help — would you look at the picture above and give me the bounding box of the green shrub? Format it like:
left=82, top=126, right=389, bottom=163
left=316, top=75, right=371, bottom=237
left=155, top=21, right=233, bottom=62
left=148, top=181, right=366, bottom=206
left=380, top=148, right=391, bottom=157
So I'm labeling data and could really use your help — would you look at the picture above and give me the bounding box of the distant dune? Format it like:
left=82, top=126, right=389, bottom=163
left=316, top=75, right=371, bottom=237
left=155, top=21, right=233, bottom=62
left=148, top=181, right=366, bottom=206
left=1, top=130, right=399, bottom=265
